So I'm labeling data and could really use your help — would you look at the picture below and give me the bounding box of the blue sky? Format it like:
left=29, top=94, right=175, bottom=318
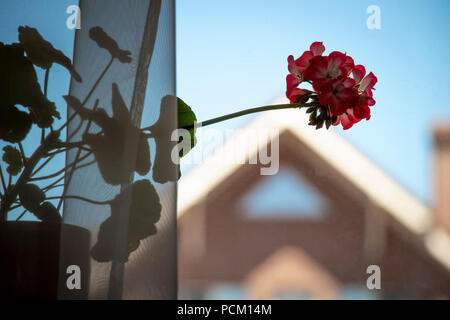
left=176, top=0, right=450, bottom=203
left=1, top=0, right=450, bottom=206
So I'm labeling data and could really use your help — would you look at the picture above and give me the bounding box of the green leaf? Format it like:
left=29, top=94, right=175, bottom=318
left=18, top=26, right=81, bottom=81
left=18, top=183, right=45, bottom=212
left=0, top=105, right=32, bottom=143
left=2, top=146, right=23, bottom=176
left=177, top=97, right=197, bottom=158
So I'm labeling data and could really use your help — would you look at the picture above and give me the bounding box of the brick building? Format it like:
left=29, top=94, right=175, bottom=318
left=177, top=108, right=450, bottom=299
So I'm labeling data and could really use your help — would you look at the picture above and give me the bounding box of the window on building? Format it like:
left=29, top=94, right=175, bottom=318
left=240, top=165, right=330, bottom=220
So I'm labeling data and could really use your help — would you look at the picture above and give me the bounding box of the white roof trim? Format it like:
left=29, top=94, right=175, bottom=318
left=424, top=228, right=450, bottom=270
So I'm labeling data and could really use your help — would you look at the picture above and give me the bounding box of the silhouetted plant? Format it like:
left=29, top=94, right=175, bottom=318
left=0, top=25, right=188, bottom=262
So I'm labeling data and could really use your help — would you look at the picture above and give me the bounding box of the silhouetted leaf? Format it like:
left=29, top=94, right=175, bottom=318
left=63, top=95, right=113, bottom=130
left=89, top=26, right=132, bottom=63
left=150, top=96, right=197, bottom=183
left=2, top=146, right=23, bottom=176
left=0, top=42, right=60, bottom=128
left=0, top=105, right=32, bottom=143
left=18, top=26, right=82, bottom=82
left=90, top=218, right=116, bottom=262
left=63, top=83, right=150, bottom=185
left=16, top=184, right=61, bottom=222
left=33, top=201, right=61, bottom=222
left=136, top=134, right=151, bottom=176
left=91, top=179, right=161, bottom=262
left=151, top=95, right=179, bottom=183
left=18, top=183, right=45, bottom=212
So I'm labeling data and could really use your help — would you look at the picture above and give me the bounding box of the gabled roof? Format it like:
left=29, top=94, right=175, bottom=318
left=177, top=99, right=450, bottom=272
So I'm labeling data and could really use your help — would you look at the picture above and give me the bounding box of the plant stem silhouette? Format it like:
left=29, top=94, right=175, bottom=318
left=47, top=195, right=111, bottom=205
left=0, top=166, right=6, bottom=193
left=56, top=57, right=114, bottom=212
left=0, top=132, right=59, bottom=221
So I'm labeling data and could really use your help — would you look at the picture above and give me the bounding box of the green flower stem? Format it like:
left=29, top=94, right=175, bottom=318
left=141, top=102, right=316, bottom=133
left=142, top=102, right=316, bottom=136
left=191, top=102, right=316, bottom=129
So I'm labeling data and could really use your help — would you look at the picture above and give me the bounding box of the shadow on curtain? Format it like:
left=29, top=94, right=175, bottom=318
left=58, top=0, right=177, bottom=299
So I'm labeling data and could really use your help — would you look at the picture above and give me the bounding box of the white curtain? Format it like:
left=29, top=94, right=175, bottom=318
left=60, top=0, right=177, bottom=299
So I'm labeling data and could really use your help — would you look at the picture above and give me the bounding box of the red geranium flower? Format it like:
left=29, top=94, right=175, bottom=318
left=286, top=42, right=377, bottom=130
left=287, top=41, right=325, bottom=79
left=286, top=42, right=325, bottom=102
left=333, top=69, right=377, bottom=129
left=317, top=76, right=359, bottom=116
left=286, top=74, right=311, bottom=103
left=304, top=51, right=354, bottom=90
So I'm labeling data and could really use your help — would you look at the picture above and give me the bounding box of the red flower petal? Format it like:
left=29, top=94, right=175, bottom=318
left=319, top=89, right=332, bottom=107
left=343, top=77, right=356, bottom=88
left=287, top=88, right=309, bottom=104
left=312, top=78, right=330, bottom=92
left=339, top=113, right=355, bottom=130
left=295, top=50, right=314, bottom=72
left=310, top=42, right=325, bottom=56
left=286, top=74, right=300, bottom=94
left=337, top=109, right=362, bottom=130
left=353, top=103, right=371, bottom=120
left=360, top=72, right=377, bottom=92
left=342, top=56, right=355, bottom=76
left=352, top=65, right=366, bottom=84
left=327, top=51, right=347, bottom=74
left=303, top=55, right=328, bottom=81
left=287, top=55, right=301, bottom=79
